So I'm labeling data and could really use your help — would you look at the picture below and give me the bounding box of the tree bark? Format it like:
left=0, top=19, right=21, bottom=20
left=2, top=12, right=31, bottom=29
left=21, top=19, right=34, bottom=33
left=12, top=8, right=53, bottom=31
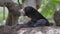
left=36, top=0, right=42, bottom=9
left=54, top=4, right=60, bottom=26
left=0, top=0, right=21, bottom=26
left=0, top=26, right=60, bottom=34
left=22, top=0, right=36, bottom=9
left=6, top=2, right=21, bottom=26
left=22, top=0, right=42, bottom=9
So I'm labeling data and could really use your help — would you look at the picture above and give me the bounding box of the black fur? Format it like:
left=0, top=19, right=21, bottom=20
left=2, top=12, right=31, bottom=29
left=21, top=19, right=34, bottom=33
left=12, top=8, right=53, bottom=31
left=24, top=6, right=50, bottom=27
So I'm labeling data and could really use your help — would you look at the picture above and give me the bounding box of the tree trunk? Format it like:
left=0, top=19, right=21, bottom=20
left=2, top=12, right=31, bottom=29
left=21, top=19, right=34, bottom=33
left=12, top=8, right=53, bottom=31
left=5, top=2, right=21, bottom=26
left=54, top=4, right=60, bottom=26
left=22, top=0, right=36, bottom=9
left=36, top=0, right=42, bottom=9
left=0, top=0, right=21, bottom=26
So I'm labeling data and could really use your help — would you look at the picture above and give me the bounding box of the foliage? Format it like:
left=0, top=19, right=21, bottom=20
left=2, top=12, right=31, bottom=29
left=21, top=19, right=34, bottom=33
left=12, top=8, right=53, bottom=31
left=38, top=0, right=60, bottom=23
left=0, top=7, right=8, bottom=23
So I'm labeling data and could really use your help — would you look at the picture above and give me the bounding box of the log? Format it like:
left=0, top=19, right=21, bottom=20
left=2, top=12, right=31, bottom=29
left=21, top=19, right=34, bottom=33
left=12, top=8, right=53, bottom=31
left=0, top=25, right=60, bottom=34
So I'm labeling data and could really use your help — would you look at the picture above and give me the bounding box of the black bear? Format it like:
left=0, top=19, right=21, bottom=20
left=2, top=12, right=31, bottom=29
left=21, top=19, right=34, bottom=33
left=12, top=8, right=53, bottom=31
left=23, top=6, right=50, bottom=27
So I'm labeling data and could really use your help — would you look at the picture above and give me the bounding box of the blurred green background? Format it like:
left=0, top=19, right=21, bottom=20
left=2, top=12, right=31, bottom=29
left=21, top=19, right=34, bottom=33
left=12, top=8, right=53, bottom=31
left=0, top=0, right=60, bottom=25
